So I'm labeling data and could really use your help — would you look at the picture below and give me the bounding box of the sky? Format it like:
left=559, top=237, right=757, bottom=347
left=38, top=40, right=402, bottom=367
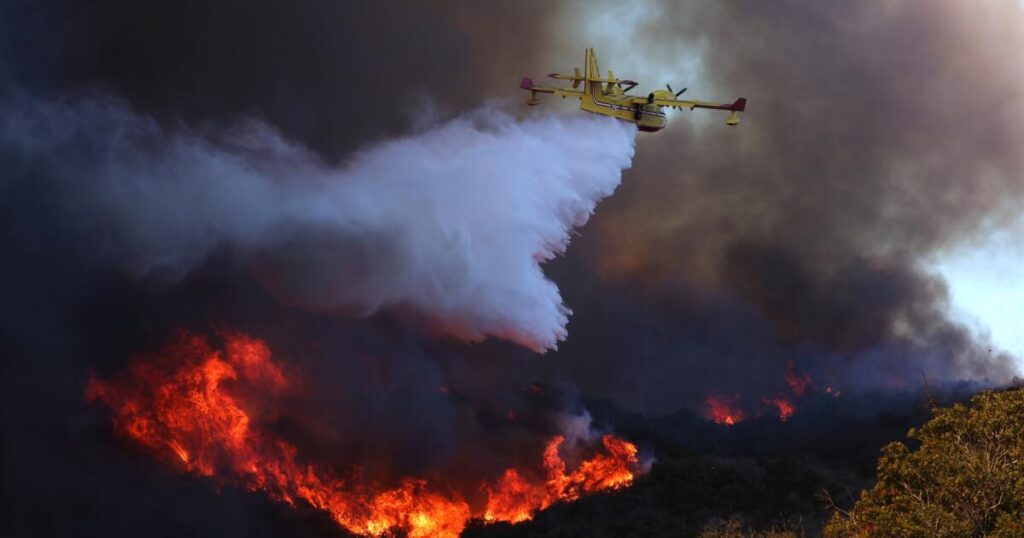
left=932, top=219, right=1024, bottom=367
left=923, top=1, right=1024, bottom=367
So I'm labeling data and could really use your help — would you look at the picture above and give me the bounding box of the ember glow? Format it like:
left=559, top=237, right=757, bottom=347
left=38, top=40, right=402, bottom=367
left=784, top=360, right=813, bottom=396
left=764, top=398, right=796, bottom=421
left=86, top=331, right=641, bottom=536
left=703, top=394, right=746, bottom=426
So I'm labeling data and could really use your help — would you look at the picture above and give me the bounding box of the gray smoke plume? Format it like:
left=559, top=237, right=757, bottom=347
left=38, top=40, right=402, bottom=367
left=0, top=94, right=635, bottom=352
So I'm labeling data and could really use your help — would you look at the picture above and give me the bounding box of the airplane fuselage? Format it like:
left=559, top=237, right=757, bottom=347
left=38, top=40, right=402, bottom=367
left=581, top=84, right=668, bottom=132
left=578, top=50, right=668, bottom=131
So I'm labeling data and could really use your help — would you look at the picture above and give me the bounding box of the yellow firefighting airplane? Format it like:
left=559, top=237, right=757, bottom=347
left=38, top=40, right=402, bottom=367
left=521, top=48, right=746, bottom=131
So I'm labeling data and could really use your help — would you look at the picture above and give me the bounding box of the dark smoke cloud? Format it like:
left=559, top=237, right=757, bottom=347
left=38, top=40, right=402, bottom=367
left=4, top=0, right=466, bottom=156
left=507, top=0, right=1022, bottom=413
left=0, top=0, right=553, bottom=158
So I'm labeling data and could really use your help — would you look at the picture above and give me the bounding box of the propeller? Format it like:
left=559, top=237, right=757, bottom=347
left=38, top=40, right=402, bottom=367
left=666, top=84, right=687, bottom=97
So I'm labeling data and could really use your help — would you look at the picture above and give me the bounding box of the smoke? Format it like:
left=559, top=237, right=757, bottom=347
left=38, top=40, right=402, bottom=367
left=497, top=0, right=1024, bottom=413
left=0, top=93, right=635, bottom=351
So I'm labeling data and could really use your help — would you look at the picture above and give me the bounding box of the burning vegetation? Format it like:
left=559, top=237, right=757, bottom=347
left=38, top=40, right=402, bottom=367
left=702, top=361, right=840, bottom=426
left=86, top=331, right=642, bottom=537
left=703, top=394, right=746, bottom=426
left=784, top=360, right=812, bottom=396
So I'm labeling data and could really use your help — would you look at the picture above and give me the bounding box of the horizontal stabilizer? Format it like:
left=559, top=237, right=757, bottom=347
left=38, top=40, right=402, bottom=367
left=585, top=77, right=632, bottom=84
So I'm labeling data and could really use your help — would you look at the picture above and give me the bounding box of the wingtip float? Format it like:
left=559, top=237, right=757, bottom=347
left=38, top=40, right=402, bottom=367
left=521, top=48, right=747, bottom=131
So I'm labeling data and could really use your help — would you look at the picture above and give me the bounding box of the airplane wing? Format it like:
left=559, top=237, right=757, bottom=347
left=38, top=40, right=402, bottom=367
left=633, top=95, right=747, bottom=125
left=520, top=77, right=584, bottom=105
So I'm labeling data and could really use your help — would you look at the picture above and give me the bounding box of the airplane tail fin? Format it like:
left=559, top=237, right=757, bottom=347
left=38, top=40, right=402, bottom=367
left=520, top=77, right=541, bottom=106
left=585, top=47, right=599, bottom=81
left=725, top=98, right=746, bottom=125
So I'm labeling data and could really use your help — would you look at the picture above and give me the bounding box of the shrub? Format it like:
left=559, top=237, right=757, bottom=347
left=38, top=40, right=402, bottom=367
left=824, top=388, right=1024, bottom=537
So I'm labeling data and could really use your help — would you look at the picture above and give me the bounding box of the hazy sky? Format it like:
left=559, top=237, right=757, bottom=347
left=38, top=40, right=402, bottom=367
left=933, top=219, right=1024, bottom=366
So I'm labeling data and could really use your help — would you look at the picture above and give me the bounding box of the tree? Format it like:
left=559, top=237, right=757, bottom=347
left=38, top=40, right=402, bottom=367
left=825, top=388, right=1024, bottom=537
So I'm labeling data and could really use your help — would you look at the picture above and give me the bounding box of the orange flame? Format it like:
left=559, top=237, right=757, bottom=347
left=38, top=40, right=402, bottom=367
left=481, top=432, right=638, bottom=520
left=703, top=394, right=746, bottom=426
left=784, top=360, right=813, bottom=396
left=764, top=397, right=796, bottom=421
left=86, top=331, right=640, bottom=536
left=482, top=434, right=638, bottom=523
